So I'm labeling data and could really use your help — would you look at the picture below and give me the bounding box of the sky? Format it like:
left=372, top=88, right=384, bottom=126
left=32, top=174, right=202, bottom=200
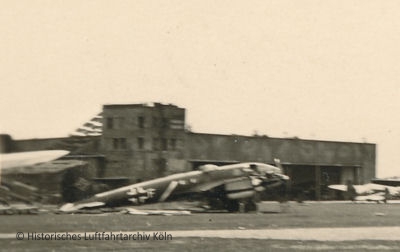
left=1, top=1, right=399, bottom=177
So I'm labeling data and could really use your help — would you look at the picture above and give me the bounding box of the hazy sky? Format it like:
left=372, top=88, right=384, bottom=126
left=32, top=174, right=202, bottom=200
left=1, top=1, right=399, bottom=177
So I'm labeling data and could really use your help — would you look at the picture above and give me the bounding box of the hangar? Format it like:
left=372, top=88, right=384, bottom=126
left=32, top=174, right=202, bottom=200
left=2, top=103, right=376, bottom=201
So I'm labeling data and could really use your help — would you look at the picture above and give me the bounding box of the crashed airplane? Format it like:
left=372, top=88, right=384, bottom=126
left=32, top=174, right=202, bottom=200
left=61, top=160, right=289, bottom=213
left=0, top=150, right=70, bottom=213
left=328, top=181, right=400, bottom=203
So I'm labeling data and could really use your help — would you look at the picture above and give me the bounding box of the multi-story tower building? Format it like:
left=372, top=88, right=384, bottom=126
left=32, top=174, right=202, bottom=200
left=101, top=103, right=186, bottom=179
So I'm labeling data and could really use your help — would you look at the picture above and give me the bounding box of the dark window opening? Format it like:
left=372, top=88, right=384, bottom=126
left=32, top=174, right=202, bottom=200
left=113, top=138, right=118, bottom=149
left=170, top=138, right=177, bottom=150
left=152, top=138, right=159, bottom=151
left=161, top=118, right=168, bottom=128
left=152, top=117, right=158, bottom=127
left=112, top=138, right=127, bottom=150
left=154, top=158, right=167, bottom=175
left=138, top=137, right=145, bottom=149
left=107, top=118, right=114, bottom=129
left=138, top=116, right=145, bottom=129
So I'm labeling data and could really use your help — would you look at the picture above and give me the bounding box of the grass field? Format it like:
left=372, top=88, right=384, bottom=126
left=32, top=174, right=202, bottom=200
left=1, top=202, right=400, bottom=251
left=2, top=202, right=400, bottom=232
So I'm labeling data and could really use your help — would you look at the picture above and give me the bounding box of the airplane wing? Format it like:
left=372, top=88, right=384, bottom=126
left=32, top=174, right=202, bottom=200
left=328, top=182, right=400, bottom=202
left=328, top=183, right=385, bottom=194
left=356, top=183, right=388, bottom=194
left=328, top=184, right=348, bottom=192
left=0, top=150, right=69, bottom=170
left=59, top=202, right=105, bottom=212
left=354, top=193, right=385, bottom=202
left=125, top=208, right=191, bottom=216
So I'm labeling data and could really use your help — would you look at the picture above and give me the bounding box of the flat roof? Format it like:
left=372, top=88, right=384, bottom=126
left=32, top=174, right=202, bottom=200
left=103, top=103, right=183, bottom=109
left=187, top=132, right=375, bottom=146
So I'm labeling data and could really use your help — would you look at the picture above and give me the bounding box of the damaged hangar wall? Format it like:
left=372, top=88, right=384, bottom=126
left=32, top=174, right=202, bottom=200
left=185, top=133, right=376, bottom=184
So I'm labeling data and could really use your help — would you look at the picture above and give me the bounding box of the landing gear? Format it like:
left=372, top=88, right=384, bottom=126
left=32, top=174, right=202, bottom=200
left=224, top=199, right=258, bottom=213
left=245, top=200, right=257, bottom=212
left=207, top=198, right=257, bottom=213
left=204, top=186, right=259, bottom=213
left=238, top=199, right=257, bottom=213
left=225, top=199, right=239, bottom=212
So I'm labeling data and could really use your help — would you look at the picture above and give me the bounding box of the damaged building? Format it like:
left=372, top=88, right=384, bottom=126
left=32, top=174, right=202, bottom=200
left=1, top=103, right=376, bottom=201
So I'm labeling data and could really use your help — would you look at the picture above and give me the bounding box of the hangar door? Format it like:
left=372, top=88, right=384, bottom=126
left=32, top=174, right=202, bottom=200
left=284, top=165, right=349, bottom=200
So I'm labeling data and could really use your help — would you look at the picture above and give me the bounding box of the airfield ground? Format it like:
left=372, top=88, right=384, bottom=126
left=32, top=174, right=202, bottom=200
left=1, top=202, right=400, bottom=251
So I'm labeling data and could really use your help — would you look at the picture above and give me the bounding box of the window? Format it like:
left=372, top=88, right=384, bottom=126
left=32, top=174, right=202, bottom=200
left=113, top=138, right=119, bottom=149
left=153, top=158, right=167, bottom=174
left=152, top=117, right=158, bottom=128
left=112, top=138, right=127, bottom=150
left=107, top=118, right=114, bottom=129
left=138, top=116, right=145, bottom=129
left=137, top=137, right=145, bottom=149
left=170, top=138, right=177, bottom=150
left=161, top=118, right=168, bottom=128
left=152, top=138, right=159, bottom=151
left=107, top=117, right=125, bottom=129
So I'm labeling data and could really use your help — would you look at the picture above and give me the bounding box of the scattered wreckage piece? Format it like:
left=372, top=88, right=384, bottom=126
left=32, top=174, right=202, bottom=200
left=0, top=204, right=39, bottom=215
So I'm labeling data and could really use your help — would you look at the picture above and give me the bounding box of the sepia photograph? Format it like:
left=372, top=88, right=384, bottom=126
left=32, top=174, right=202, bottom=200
left=1, top=1, right=400, bottom=251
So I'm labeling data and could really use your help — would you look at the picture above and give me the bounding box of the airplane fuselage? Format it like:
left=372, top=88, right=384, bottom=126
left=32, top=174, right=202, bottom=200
left=61, top=162, right=288, bottom=212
